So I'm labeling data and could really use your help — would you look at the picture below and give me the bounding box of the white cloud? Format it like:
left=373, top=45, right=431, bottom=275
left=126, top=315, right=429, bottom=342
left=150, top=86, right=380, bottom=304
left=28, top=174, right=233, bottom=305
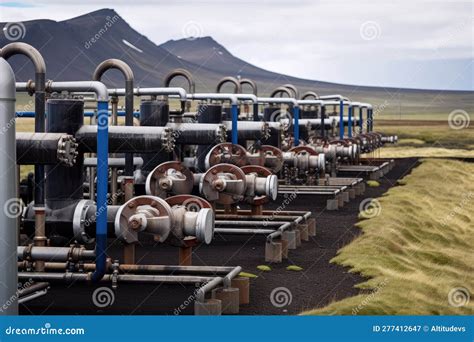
left=1, top=0, right=472, bottom=89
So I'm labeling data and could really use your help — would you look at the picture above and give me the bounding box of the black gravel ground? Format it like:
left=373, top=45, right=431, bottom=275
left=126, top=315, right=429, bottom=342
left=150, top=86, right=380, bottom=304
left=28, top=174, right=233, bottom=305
left=20, top=158, right=420, bottom=316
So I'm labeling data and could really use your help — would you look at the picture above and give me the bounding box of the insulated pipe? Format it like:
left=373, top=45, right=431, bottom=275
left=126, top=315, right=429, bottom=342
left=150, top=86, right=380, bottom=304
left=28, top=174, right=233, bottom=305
left=216, top=76, right=241, bottom=93
left=301, top=91, right=319, bottom=100
left=93, top=59, right=134, bottom=176
left=163, top=68, right=195, bottom=93
left=75, top=125, right=174, bottom=153
left=258, top=97, right=300, bottom=146
left=186, top=93, right=239, bottom=144
left=1, top=43, right=47, bottom=260
left=0, top=57, right=18, bottom=315
left=319, top=94, right=350, bottom=101
left=17, top=246, right=95, bottom=262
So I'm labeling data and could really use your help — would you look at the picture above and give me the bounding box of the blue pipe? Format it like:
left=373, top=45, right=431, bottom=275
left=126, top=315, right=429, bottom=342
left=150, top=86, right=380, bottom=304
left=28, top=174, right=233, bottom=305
left=91, top=100, right=109, bottom=282
left=231, top=104, right=238, bottom=144
left=16, top=111, right=140, bottom=118
left=339, top=100, right=344, bottom=139
left=348, top=106, right=353, bottom=138
left=293, top=106, right=300, bottom=146
left=359, top=107, right=363, bottom=134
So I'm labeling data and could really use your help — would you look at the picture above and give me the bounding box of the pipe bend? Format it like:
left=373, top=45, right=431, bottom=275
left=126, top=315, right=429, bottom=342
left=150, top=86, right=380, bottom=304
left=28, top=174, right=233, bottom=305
left=93, top=59, right=134, bottom=82
left=216, top=76, right=241, bottom=94
left=239, top=78, right=258, bottom=95
left=269, top=86, right=292, bottom=98
left=163, top=68, right=195, bottom=93
left=281, top=84, right=299, bottom=99
left=0, top=42, right=46, bottom=74
left=301, top=91, right=319, bottom=100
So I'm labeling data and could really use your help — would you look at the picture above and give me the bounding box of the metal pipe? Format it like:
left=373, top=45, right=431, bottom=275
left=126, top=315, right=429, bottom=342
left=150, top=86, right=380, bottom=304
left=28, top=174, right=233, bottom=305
left=239, top=78, right=258, bottom=95
left=17, top=246, right=95, bottom=262
left=339, top=100, right=344, bottom=139
left=93, top=59, right=134, bottom=176
left=214, top=228, right=275, bottom=234
left=108, top=87, right=187, bottom=102
left=0, top=57, right=18, bottom=315
left=216, top=76, right=241, bottom=93
left=258, top=97, right=300, bottom=145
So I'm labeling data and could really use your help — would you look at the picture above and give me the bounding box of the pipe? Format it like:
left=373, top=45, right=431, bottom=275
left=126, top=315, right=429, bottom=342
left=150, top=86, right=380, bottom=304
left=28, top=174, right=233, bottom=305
left=301, top=91, right=319, bottom=100
left=92, top=99, right=109, bottom=281
left=108, top=87, right=187, bottom=102
left=239, top=78, right=258, bottom=95
left=281, top=84, right=299, bottom=99
left=216, top=76, right=241, bottom=93
left=1, top=43, right=47, bottom=264
left=17, top=246, right=95, bottom=262
left=163, top=68, right=195, bottom=93
left=187, top=93, right=239, bottom=144
left=93, top=59, right=134, bottom=176
left=0, top=57, right=18, bottom=315
left=258, top=97, right=300, bottom=145
left=339, top=100, right=344, bottom=139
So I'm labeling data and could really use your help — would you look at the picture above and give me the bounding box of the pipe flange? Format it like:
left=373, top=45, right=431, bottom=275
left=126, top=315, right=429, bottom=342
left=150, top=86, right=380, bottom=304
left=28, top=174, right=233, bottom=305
left=145, top=161, right=194, bottom=198
left=57, top=134, right=78, bottom=167
left=205, top=143, right=248, bottom=169
left=289, top=145, right=318, bottom=156
left=161, top=127, right=176, bottom=152
left=259, top=145, right=284, bottom=173
left=200, top=163, right=246, bottom=205
left=114, top=195, right=172, bottom=243
left=72, top=199, right=95, bottom=244
left=217, top=124, right=227, bottom=143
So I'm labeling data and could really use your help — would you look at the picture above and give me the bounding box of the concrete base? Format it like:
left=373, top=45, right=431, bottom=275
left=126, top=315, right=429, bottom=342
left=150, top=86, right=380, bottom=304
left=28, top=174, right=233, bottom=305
left=348, top=189, right=356, bottom=199
left=298, top=224, right=309, bottom=241
left=281, top=238, right=289, bottom=259
left=265, top=241, right=282, bottom=263
left=342, top=191, right=350, bottom=203
left=282, top=230, right=297, bottom=249
left=194, top=299, right=222, bottom=315
left=212, top=287, right=240, bottom=314
left=327, top=199, right=338, bottom=211
left=307, top=218, right=316, bottom=236
left=231, top=277, right=250, bottom=305
left=295, top=230, right=301, bottom=247
left=337, top=194, right=344, bottom=208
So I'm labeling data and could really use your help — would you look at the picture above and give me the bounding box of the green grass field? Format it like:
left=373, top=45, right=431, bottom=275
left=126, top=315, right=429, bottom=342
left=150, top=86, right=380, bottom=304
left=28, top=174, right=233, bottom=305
left=304, top=159, right=474, bottom=315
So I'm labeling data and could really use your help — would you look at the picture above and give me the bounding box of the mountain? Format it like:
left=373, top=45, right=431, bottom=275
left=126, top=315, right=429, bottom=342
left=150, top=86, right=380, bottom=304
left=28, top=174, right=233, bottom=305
left=1, top=8, right=472, bottom=116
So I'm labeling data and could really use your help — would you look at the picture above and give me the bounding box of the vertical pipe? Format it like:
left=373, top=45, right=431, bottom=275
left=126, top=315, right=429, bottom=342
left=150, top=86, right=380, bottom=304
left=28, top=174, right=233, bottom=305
left=253, top=103, right=259, bottom=122
left=368, top=108, right=373, bottom=132
left=231, top=103, right=238, bottom=144
left=320, top=105, right=326, bottom=139
left=0, top=58, right=18, bottom=314
left=348, top=105, right=353, bottom=138
left=293, top=106, right=300, bottom=146
left=339, top=100, right=344, bottom=139
left=92, top=100, right=109, bottom=282
left=359, top=106, right=363, bottom=134
left=124, top=79, right=134, bottom=176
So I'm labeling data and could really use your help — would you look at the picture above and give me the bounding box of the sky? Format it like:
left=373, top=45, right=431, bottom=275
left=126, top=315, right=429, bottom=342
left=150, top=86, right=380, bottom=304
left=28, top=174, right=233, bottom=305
left=1, top=0, right=473, bottom=90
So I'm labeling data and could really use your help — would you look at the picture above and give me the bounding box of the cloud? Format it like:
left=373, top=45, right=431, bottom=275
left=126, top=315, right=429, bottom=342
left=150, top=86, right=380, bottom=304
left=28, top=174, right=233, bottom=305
left=0, top=0, right=472, bottom=90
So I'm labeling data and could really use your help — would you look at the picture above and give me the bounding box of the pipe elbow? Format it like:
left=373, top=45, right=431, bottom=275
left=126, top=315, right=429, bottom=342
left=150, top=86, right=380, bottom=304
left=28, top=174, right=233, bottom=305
left=93, top=59, right=134, bottom=82
left=0, top=42, right=46, bottom=74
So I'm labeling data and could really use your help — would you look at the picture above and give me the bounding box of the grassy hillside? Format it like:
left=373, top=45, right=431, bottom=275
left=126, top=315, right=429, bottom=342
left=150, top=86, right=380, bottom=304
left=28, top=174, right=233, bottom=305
left=303, top=159, right=474, bottom=315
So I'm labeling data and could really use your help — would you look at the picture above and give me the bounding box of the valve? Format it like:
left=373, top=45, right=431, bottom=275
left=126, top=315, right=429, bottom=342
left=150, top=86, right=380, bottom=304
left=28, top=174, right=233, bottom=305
left=145, top=161, right=194, bottom=198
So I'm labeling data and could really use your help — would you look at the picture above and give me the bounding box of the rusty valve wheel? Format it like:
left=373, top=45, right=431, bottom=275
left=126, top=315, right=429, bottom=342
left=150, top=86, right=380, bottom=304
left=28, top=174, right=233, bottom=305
left=145, top=161, right=194, bottom=198
left=199, top=163, right=247, bottom=205
left=114, top=195, right=214, bottom=245
left=205, top=143, right=249, bottom=169
left=258, top=145, right=284, bottom=173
